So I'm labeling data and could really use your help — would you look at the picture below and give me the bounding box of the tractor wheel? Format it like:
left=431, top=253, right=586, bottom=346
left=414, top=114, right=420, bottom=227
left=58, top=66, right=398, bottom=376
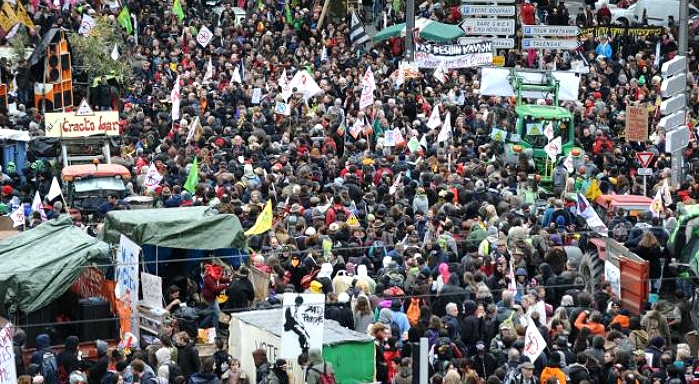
left=578, top=251, right=604, bottom=294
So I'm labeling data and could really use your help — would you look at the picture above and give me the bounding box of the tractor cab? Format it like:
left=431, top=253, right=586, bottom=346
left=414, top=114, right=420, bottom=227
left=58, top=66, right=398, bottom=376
left=61, top=162, right=130, bottom=217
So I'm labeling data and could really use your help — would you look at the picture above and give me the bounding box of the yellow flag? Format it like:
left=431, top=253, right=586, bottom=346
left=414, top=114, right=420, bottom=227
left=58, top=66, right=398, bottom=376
left=585, top=179, right=602, bottom=202
left=346, top=213, right=359, bottom=227
left=0, top=2, right=18, bottom=32
left=244, top=200, right=273, bottom=236
left=15, top=1, right=33, bottom=28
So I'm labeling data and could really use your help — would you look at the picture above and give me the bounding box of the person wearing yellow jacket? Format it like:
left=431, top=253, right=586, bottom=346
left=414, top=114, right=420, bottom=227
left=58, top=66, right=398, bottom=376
left=540, top=353, right=567, bottom=384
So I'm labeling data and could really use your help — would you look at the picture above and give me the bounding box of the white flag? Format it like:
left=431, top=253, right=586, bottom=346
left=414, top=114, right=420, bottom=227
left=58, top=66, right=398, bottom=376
left=232, top=65, right=242, bottom=84
left=544, top=121, right=554, bottom=141
left=171, top=75, right=181, bottom=121
left=661, top=180, right=673, bottom=205
left=32, top=191, right=47, bottom=221
left=523, top=318, right=547, bottom=362
left=278, top=69, right=293, bottom=102
left=577, top=193, right=608, bottom=236
left=426, top=105, right=441, bottom=129
left=289, top=70, right=323, bottom=101
left=9, top=206, right=24, bottom=228
left=433, top=61, right=447, bottom=84
left=419, top=134, right=428, bottom=149
left=437, top=112, right=452, bottom=143
left=47, top=176, right=62, bottom=201
left=79, top=13, right=96, bottom=36
left=143, top=164, right=163, bottom=190
left=196, top=25, right=214, bottom=48
left=359, top=67, right=376, bottom=109
left=204, top=58, right=214, bottom=82
left=564, top=153, right=574, bottom=174
left=650, top=188, right=663, bottom=217
left=186, top=116, right=200, bottom=143
left=395, top=62, right=405, bottom=87
left=320, top=45, right=328, bottom=62
left=111, top=44, right=120, bottom=61
left=544, top=136, right=562, bottom=161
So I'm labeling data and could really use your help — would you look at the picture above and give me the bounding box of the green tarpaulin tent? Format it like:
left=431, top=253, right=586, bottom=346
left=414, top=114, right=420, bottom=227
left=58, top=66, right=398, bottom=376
left=0, top=217, right=111, bottom=314
left=373, top=17, right=465, bottom=42
left=100, top=207, right=247, bottom=250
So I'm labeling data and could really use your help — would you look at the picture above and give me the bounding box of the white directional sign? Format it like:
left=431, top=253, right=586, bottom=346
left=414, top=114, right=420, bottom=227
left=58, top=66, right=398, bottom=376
left=522, top=25, right=581, bottom=36
left=658, top=110, right=686, bottom=131
left=460, top=19, right=515, bottom=35
left=666, top=126, right=690, bottom=153
left=660, top=93, right=687, bottom=116
left=460, top=0, right=515, bottom=3
left=459, top=5, right=515, bottom=16
left=661, top=56, right=688, bottom=78
left=637, top=168, right=653, bottom=176
left=660, top=73, right=686, bottom=98
left=522, top=38, right=580, bottom=50
left=458, top=37, right=515, bottom=49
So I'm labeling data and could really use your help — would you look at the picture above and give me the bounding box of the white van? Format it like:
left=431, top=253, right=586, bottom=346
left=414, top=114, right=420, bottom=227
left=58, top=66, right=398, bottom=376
left=632, top=0, right=699, bottom=26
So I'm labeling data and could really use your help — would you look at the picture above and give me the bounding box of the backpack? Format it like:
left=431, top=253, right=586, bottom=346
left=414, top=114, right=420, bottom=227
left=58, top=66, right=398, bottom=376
left=406, top=297, right=424, bottom=327
left=646, top=316, right=662, bottom=342
left=309, top=363, right=337, bottom=384
left=389, top=317, right=401, bottom=340
left=41, top=351, right=58, bottom=384
left=612, top=221, right=632, bottom=242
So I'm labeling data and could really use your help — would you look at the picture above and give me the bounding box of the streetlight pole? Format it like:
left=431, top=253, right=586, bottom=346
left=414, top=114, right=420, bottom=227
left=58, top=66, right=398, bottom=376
left=405, top=0, right=415, bottom=61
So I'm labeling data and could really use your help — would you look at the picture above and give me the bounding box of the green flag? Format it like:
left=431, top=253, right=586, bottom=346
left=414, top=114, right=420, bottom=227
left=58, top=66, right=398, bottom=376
left=117, top=7, right=133, bottom=34
left=285, top=2, right=293, bottom=24
left=173, top=0, right=185, bottom=23
left=184, top=157, right=199, bottom=193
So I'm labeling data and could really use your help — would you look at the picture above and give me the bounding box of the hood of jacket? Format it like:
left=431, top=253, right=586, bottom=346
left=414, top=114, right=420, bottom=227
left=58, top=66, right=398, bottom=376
left=36, top=334, right=51, bottom=349
left=64, top=336, right=79, bottom=352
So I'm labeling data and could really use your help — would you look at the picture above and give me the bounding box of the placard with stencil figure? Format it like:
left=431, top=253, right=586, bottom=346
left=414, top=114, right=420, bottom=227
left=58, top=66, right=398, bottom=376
left=279, top=294, right=324, bottom=359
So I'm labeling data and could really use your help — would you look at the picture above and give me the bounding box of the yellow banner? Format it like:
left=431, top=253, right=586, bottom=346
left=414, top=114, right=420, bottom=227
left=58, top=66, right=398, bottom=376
left=15, top=1, right=34, bottom=28
left=0, top=2, right=18, bottom=32
left=492, top=55, right=505, bottom=67
left=44, top=111, right=121, bottom=138
left=579, top=26, right=664, bottom=38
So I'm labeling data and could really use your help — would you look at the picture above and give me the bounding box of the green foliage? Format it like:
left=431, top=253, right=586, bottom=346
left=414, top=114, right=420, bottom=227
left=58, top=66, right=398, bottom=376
left=9, top=27, right=30, bottom=65
left=67, top=16, right=133, bottom=85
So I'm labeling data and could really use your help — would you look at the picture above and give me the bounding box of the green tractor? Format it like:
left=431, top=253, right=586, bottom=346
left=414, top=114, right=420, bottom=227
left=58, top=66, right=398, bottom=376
left=668, top=204, right=699, bottom=330
left=502, top=70, right=584, bottom=192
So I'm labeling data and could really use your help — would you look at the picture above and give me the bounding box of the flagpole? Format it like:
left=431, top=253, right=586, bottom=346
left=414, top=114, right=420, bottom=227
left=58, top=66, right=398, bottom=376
left=131, top=14, right=138, bottom=45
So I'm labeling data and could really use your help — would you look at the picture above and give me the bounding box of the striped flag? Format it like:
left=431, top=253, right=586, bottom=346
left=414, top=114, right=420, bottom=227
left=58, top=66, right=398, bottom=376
left=350, top=12, right=369, bottom=46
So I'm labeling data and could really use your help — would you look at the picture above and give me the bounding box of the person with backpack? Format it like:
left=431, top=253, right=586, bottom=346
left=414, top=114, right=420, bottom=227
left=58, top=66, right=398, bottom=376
left=252, top=349, right=270, bottom=384
left=305, top=348, right=335, bottom=384
left=386, top=300, right=411, bottom=347
left=31, top=334, right=58, bottom=384
left=641, top=303, right=671, bottom=348
left=175, top=332, right=201, bottom=379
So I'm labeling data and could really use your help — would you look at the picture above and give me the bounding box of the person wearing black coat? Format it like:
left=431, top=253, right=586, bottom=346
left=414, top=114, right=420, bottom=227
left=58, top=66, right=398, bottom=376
left=225, top=267, right=255, bottom=310
left=324, top=298, right=354, bottom=329
left=176, top=332, right=202, bottom=379
left=432, top=273, right=467, bottom=318
left=57, top=336, right=81, bottom=377
left=473, top=341, right=498, bottom=378
left=567, top=354, right=591, bottom=384
left=189, top=358, right=222, bottom=384
left=459, top=300, right=484, bottom=353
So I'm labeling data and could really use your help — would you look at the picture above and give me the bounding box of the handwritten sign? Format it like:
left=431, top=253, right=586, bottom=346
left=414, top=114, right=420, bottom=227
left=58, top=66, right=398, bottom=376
left=196, top=25, right=213, bottom=47
left=251, top=88, right=262, bottom=104
left=44, top=111, right=120, bottom=138
left=116, top=235, right=140, bottom=338
left=0, top=324, right=17, bottom=384
left=626, top=105, right=649, bottom=142
left=280, top=294, right=325, bottom=359
left=140, top=272, right=163, bottom=309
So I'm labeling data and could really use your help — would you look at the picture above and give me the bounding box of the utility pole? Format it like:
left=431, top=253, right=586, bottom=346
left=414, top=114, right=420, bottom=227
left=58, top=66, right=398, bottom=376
left=405, top=0, right=415, bottom=61
left=679, top=0, right=688, bottom=55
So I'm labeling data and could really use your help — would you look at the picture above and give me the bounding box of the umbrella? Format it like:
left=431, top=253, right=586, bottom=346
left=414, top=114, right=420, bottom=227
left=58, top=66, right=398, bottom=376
left=372, top=18, right=465, bottom=43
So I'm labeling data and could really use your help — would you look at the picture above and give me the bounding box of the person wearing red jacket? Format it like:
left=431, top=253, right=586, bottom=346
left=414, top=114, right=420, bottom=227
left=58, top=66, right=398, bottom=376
left=592, top=131, right=613, bottom=155
left=202, top=263, right=230, bottom=330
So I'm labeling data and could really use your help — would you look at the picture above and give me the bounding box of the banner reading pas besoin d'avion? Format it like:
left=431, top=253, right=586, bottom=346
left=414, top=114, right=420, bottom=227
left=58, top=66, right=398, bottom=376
left=414, top=42, right=493, bottom=69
